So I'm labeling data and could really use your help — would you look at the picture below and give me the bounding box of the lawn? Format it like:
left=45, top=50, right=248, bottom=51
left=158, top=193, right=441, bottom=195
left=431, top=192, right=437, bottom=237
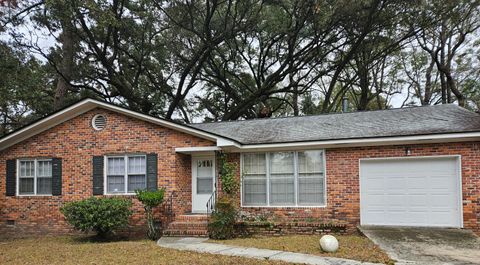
left=209, top=234, right=394, bottom=265
left=0, top=236, right=287, bottom=265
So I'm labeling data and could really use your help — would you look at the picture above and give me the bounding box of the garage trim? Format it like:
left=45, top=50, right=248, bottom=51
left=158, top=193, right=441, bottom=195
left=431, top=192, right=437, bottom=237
left=359, top=155, right=463, bottom=228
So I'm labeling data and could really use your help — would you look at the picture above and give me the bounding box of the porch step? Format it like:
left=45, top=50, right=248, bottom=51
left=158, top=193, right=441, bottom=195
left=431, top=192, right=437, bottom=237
left=167, top=221, right=209, bottom=229
left=164, top=214, right=209, bottom=237
left=174, top=214, right=209, bottom=222
left=163, top=229, right=209, bottom=237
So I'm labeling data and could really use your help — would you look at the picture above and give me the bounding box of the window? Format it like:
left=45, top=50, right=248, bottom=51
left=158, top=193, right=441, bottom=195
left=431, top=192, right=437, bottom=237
left=18, top=159, right=52, bottom=195
left=241, top=150, right=325, bottom=207
left=298, top=151, right=325, bottom=205
left=106, top=155, right=146, bottom=194
left=269, top=152, right=295, bottom=205
left=242, top=153, right=267, bottom=206
left=196, top=159, right=213, bottom=194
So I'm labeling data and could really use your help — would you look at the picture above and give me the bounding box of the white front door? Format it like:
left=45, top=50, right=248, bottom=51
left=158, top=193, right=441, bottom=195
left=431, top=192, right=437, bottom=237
left=192, top=156, right=215, bottom=213
left=360, top=156, right=462, bottom=227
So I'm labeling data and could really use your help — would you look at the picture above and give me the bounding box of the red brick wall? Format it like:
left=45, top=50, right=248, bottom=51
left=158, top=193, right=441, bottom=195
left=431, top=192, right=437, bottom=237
left=232, top=143, right=480, bottom=235
left=1, top=107, right=479, bottom=237
left=0, top=108, right=214, bottom=237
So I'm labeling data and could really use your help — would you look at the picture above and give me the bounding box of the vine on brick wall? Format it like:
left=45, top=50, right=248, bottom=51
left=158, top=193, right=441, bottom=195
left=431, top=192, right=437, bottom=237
left=218, top=153, right=238, bottom=196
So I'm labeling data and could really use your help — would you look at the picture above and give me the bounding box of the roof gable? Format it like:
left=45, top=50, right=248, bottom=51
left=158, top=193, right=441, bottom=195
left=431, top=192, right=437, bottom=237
left=0, top=98, right=237, bottom=151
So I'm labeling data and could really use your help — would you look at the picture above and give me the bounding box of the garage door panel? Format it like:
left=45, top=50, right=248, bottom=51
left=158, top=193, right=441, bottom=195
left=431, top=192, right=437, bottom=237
left=360, top=157, right=461, bottom=228
left=364, top=179, right=385, bottom=190
left=430, top=212, right=457, bottom=226
left=431, top=194, right=457, bottom=207
left=407, top=177, right=428, bottom=188
left=407, top=195, right=428, bottom=206
left=386, top=178, right=407, bottom=190
left=385, top=195, right=407, bottom=206
left=366, top=211, right=386, bottom=224
left=364, top=195, right=386, bottom=206
left=393, top=212, right=427, bottom=225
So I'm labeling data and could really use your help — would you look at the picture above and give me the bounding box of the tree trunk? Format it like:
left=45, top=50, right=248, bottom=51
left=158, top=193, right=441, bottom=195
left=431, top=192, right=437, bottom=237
left=54, top=20, right=75, bottom=110
left=357, top=57, right=370, bottom=111
left=422, top=59, right=435, bottom=105
left=291, top=72, right=299, bottom=116
left=440, top=72, right=447, bottom=104
left=445, top=72, right=465, bottom=106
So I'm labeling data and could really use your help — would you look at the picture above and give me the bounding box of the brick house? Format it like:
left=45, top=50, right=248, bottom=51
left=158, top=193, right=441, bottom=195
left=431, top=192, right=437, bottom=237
left=0, top=98, right=479, bottom=237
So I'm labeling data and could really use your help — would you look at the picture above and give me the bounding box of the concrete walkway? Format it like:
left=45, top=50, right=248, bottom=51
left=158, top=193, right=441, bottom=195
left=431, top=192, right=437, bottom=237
left=157, top=237, right=382, bottom=265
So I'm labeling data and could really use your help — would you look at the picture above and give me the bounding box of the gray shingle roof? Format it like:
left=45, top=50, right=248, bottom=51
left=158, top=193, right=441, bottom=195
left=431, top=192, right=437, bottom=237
left=189, top=104, right=480, bottom=145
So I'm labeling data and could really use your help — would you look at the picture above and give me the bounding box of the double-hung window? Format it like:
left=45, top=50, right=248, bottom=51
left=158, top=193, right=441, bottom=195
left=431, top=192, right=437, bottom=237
left=106, top=155, right=146, bottom=194
left=269, top=152, right=295, bottom=205
left=242, top=153, right=267, bottom=206
left=18, top=159, right=52, bottom=195
left=242, top=150, right=325, bottom=207
left=297, top=150, right=325, bottom=205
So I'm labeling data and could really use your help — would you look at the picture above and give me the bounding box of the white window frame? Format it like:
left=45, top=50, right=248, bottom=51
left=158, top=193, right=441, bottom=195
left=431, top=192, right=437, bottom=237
left=240, top=150, right=327, bottom=208
left=16, top=158, right=53, bottom=196
left=104, top=154, right=147, bottom=195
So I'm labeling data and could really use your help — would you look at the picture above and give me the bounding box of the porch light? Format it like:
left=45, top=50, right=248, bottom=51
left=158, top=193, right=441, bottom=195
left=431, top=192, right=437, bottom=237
left=405, top=147, right=411, bottom=156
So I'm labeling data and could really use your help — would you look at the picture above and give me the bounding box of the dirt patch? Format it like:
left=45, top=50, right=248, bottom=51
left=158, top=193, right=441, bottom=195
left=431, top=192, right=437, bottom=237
left=0, top=236, right=287, bottom=265
left=209, top=234, right=394, bottom=264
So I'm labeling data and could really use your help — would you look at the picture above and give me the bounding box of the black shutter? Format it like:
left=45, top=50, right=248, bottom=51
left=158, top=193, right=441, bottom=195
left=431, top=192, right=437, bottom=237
left=6, top=160, right=16, bottom=196
left=51, top=158, right=62, bottom=196
left=92, top=156, right=104, bottom=195
left=146, top=153, right=158, bottom=191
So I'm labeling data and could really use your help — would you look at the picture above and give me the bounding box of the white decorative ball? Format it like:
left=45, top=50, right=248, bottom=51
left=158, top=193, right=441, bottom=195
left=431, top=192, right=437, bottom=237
left=319, top=235, right=339, bottom=252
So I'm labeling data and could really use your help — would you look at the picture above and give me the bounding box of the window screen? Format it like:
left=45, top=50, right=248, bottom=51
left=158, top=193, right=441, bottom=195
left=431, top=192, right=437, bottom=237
left=36, top=160, right=52, bottom=195
left=18, top=160, right=53, bottom=195
left=298, top=151, right=324, bottom=205
left=107, top=157, right=125, bottom=193
left=196, top=159, right=213, bottom=194
left=242, top=153, right=267, bottom=205
left=127, top=156, right=146, bottom=192
left=242, top=150, right=325, bottom=207
left=269, top=152, right=295, bottom=205
left=19, top=160, right=35, bottom=195
left=107, top=155, right=146, bottom=194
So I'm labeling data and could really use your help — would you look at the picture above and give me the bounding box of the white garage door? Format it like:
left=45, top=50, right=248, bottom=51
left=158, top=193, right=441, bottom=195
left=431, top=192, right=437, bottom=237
left=360, top=157, right=462, bottom=227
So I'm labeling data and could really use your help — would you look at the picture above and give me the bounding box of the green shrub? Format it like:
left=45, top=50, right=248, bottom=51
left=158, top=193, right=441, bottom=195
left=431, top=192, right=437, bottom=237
left=135, top=189, right=166, bottom=240
left=208, top=196, right=237, bottom=239
left=60, top=197, right=132, bottom=238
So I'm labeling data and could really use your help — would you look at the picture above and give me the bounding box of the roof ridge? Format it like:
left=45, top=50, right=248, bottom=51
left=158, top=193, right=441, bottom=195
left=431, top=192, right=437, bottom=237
left=191, top=104, right=460, bottom=126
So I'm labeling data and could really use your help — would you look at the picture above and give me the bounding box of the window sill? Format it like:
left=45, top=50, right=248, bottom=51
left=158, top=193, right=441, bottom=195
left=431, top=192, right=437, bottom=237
left=241, top=205, right=327, bottom=208
left=103, top=193, right=137, bottom=197
left=15, top=194, right=53, bottom=198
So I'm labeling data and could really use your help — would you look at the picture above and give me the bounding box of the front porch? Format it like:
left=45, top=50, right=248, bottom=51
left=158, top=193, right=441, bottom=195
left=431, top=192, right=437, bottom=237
left=162, top=147, right=220, bottom=237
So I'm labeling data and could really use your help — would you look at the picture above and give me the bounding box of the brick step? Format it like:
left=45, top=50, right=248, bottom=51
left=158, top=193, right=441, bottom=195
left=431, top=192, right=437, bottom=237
left=167, top=222, right=208, bottom=229
left=174, top=214, right=209, bottom=222
left=163, top=214, right=210, bottom=237
left=163, top=229, right=208, bottom=237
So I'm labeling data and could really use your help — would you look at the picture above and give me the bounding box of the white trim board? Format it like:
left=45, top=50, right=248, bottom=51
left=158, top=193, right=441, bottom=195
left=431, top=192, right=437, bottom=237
left=175, top=146, right=221, bottom=154
left=224, top=133, right=480, bottom=152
